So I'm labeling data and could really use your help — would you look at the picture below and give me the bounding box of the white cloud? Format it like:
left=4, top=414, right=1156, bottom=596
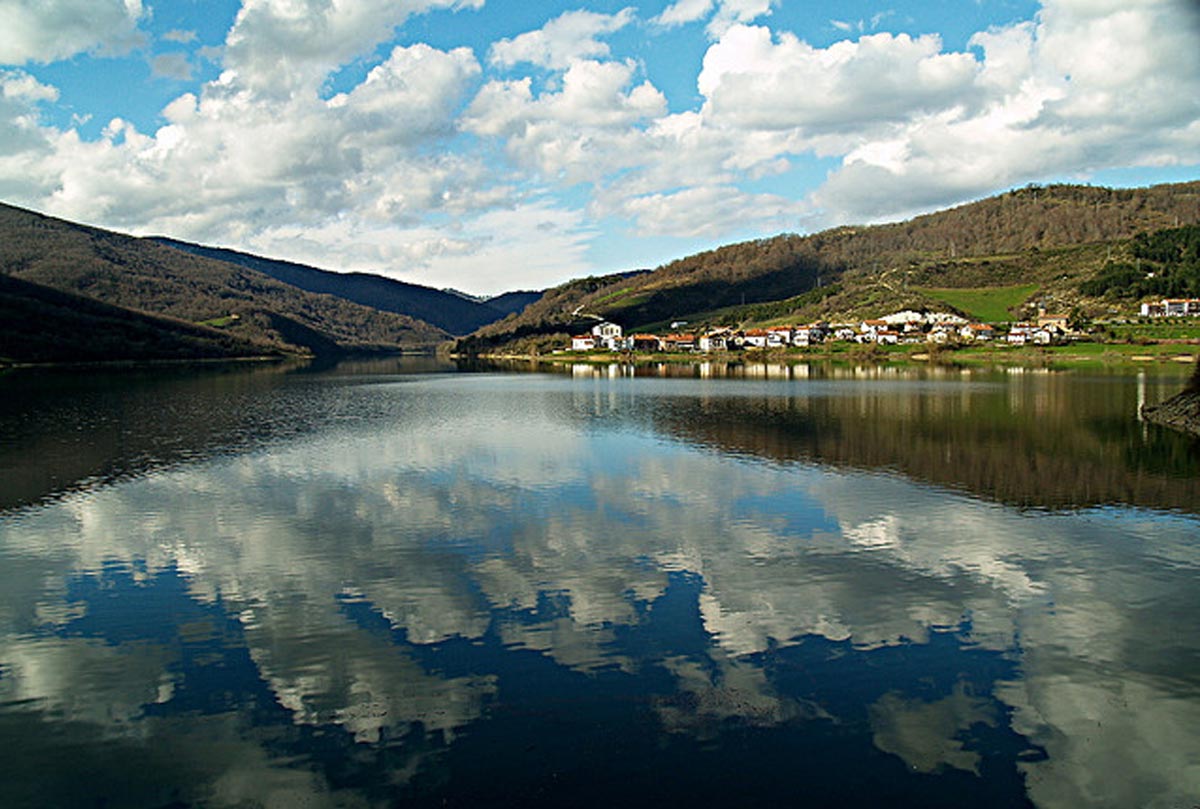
left=223, top=0, right=484, bottom=94
left=0, top=0, right=146, bottom=64
left=604, top=184, right=806, bottom=238
left=654, top=0, right=775, bottom=37
left=161, top=29, right=197, bottom=45
left=0, top=68, right=58, bottom=103
left=490, top=8, right=636, bottom=70
left=698, top=26, right=979, bottom=133
left=463, top=59, right=666, bottom=183
left=654, top=0, right=713, bottom=27
left=807, top=0, right=1200, bottom=224
left=151, top=52, right=193, bottom=80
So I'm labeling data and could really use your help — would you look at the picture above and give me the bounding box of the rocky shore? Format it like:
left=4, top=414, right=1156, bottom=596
left=1142, top=363, right=1200, bottom=436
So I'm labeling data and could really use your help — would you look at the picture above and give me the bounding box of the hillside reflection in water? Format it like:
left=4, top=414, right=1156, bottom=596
left=0, top=360, right=1197, bottom=808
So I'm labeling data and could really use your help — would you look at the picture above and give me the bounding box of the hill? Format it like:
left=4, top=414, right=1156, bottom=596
left=0, top=274, right=273, bottom=364
left=484, top=290, right=544, bottom=318
left=0, top=204, right=447, bottom=357
left=151, top=238, right=532, bottom=335
left=461, top=181, right=1200, bottom=353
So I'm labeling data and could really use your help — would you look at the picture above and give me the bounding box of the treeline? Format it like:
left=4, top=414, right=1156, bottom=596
left=0, top=274, right=269, bottom=363
left=1079, top=225, right=1200, bottom=298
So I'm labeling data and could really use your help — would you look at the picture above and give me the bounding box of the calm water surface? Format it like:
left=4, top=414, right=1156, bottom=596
left=0, top=359, right=1198, bottom=808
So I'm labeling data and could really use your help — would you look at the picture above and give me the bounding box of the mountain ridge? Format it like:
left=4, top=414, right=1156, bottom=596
left=0, top=203, right=448, bottom=358
left=150, top=237, right=534, bottom=335
left=460, top=180, right=1200, bottom=353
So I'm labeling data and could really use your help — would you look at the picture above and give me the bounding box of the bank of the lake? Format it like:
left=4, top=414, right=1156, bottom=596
left=472, top=340, right=1200, bottom=372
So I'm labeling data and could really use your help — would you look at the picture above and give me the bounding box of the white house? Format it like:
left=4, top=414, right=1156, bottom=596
left=571, top=335, right=597, bottom=351
left=1141, top=298, right=1200, bottom=317
left=591, top=321, right=624, bottom=350
left=792, top=324, right=826, bottom=346
left=741, top=329, right=770, bottom=348
left=882, top=310, right=925, bottom=327
left=766, top=327, right=793, bottom=347
left=959, top=323, right=996, bottom=341
left=1006, top=323, right=1035, bottom=344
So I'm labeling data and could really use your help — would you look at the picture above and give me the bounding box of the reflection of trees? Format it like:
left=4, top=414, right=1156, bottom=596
left=629, top=370, right=1200, bottom=513
left=0, top=358, right=457, bottom=511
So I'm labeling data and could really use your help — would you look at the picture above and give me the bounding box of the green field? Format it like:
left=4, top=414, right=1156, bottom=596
left=1106, top=321, right=1200, bottom=341
left=197, top=315, right=240, bottom=328
left=917, top=284, right=1040, bottom=322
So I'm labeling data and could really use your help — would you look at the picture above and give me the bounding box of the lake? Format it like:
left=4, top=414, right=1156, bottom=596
left=1, top=358, right=1198, bottom=808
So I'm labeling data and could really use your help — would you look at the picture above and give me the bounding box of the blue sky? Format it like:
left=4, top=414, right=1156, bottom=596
left=2, top=0, right=1198, bottom=294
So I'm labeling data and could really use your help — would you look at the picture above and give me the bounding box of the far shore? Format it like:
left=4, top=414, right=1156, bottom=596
left=460, top=341, right=1200, bottom=371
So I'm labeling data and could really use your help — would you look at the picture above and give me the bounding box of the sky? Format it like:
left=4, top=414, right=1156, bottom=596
left=1, top=0, right=1199, bottom=295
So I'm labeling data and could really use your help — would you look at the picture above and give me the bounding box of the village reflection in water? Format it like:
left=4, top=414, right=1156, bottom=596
left=0, top=360, right=1197, bottom=807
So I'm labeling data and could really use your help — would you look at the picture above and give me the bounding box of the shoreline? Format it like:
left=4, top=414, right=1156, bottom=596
left=457, top=342, right=1200, bottom=371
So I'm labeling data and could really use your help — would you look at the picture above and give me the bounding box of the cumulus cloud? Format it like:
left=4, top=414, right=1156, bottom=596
left=654, top=0, right=775, bottom=38
left=463, top=59, right=666, bottom=183
left=490, top=7, right=636, bottom=70
left=223, top=0, right=484, bottom=93
left=806, top=0, right=1200, bottom=223
left=0, top=0, right=146, bottom=64
left=697, top=26, right=979, bottom=133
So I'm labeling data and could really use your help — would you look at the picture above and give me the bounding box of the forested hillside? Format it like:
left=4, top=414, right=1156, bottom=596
left=0, top=204, right=447, bottom=357
left=463, top=181, right=1200, bottom=353
left=0, top=274, right=271, bottom=364
left=152, top=237, right=529, bottom=335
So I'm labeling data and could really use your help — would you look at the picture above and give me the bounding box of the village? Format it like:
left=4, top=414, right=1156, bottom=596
left=566, top=297, right=1200, bottom=354
left=568, top=309, right=1075, bottom=353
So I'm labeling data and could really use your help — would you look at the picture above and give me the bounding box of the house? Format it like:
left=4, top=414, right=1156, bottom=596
left=792, top=324, right=826, bottom=346
left=741, top=328, right=769, bottom=348
left=699, top=332, right=729, bottom=352
left=571, top=335, right=597, bottom=351
left=662, top=333, right=697, bottom=351
left=766, top=326, right=793, bottom=347
left=630, top=333, right=662, bottom=352
left=874, top=329, right=900, bottom=345
left=1036, top=312, right=1070, bottom=331
left=860, top=319, right=889, bottom=337
left=959, top=323, right=996, bottom=342
left=829, top=324, right=857, bottom=342
left=926, top=312, right=968, bottom=326
left=882, top=310, right=925, bottom=327
left=591, top=321, right=624, bottom=350
left=1032, top=326, right=1066, bottom=345
left=1144, top=298, right=1200, bottom=316
left=1006, top=323, right=1035, bottom=344
left=927, top=325, right=956, bottom=344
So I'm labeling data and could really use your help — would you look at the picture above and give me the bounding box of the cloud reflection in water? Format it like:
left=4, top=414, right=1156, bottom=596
left=0, top=369, right=1198, bottom=807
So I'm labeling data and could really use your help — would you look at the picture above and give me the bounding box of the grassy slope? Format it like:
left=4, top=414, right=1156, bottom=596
left=916, top=285, right=1041, bottom=322
left=0, top=204, right=448, bottom=356
left=464, top=181, right=1200, bottom=350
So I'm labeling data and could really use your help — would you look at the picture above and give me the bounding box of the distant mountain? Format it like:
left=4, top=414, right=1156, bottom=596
left=153, top=238, right=535, bottom=335
left=0, top=204, right=447, bottom=358
left=461, top=181, right=1200, bottom=353
left=0, top=273, right=270, bottom=364
left=484, top=290, right=544, bottom=318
